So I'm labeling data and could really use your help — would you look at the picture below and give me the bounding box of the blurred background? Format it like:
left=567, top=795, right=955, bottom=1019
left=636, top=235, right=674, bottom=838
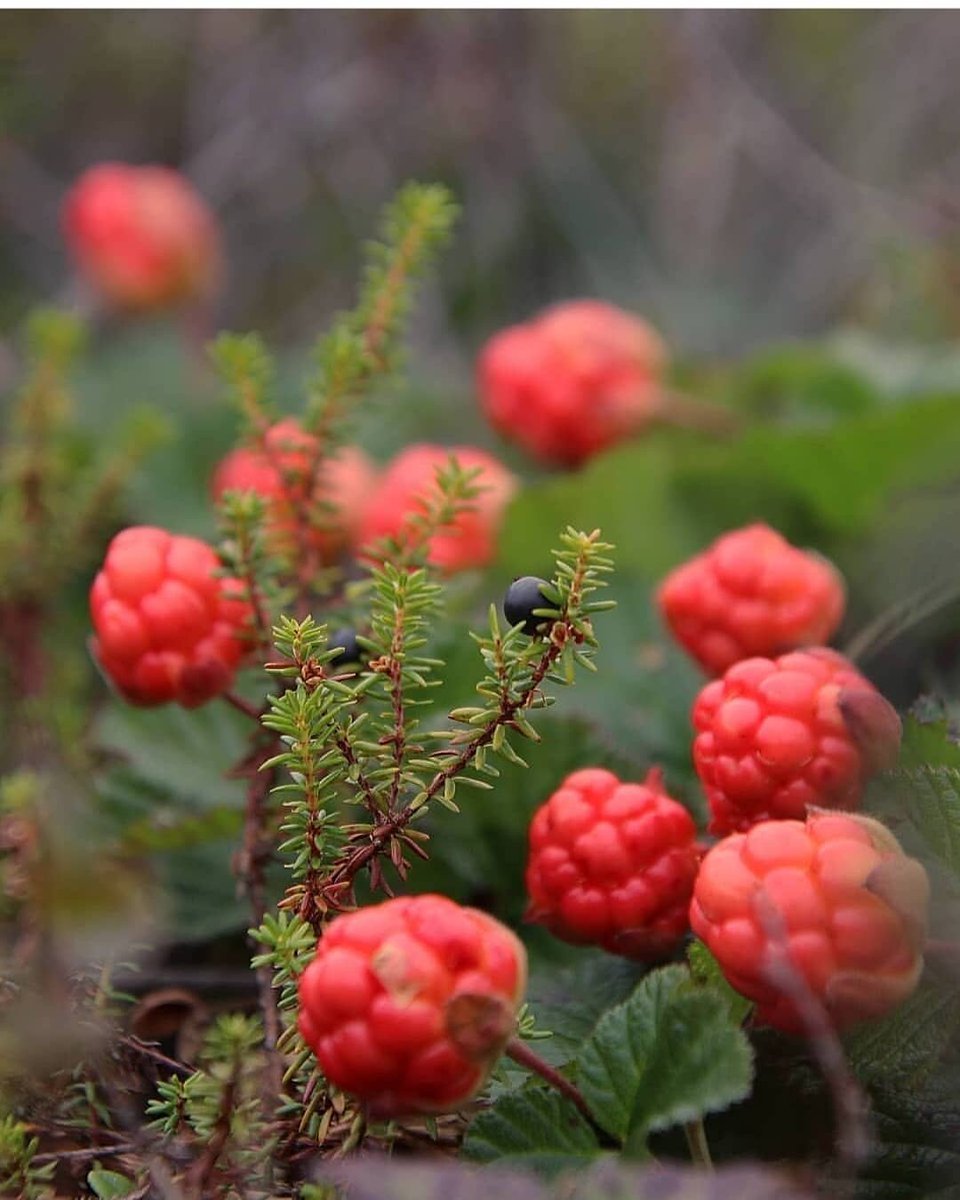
left=4, top=9, right=960, bottom=354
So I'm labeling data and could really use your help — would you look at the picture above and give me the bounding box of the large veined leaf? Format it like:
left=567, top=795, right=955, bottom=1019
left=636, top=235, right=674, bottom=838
left=463, top=1088, right=600, bottom=1173
left=576, top=965, right=753, bottom=1152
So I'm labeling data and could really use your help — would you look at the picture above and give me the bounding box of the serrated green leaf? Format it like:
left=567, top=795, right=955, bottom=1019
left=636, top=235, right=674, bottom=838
left=577, top=965, right=753, bottom=1149
left=846, top=975, right=960, bottom=1088
left=462, top=1087, right=599, bottom=1173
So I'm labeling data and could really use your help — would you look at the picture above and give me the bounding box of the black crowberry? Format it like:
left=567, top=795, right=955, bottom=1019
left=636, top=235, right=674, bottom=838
left=329, top=627, right=364, bottom=667
left=503, top=576, right=554, bottom=637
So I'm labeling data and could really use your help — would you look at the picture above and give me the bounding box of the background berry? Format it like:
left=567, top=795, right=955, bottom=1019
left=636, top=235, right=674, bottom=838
left=211, top=419, right=376, bottom=563
left=526, top=766, right=701, bottom=961
left=63, top=163, right=220, bottom=311
left=690, top=812, right=929, bottom=1033
left=355, top=444, right=516, bottom=573
left=329, top=627, right=364, bottom=667
left=479, top=299, right=667, bottom=468
left=503, top=576, right=553, bottom=636
left=693, top=647, right=901, bottom=836
left=658, top=523, right=846, bottom=676
left=297, top=894, right=527, bottom=1116
left=90, top=526, right=252, bottom=707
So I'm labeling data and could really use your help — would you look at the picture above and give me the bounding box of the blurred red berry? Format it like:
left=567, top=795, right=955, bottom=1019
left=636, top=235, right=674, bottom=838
left=526, top=766, right=701, bottom=961
left=63, top=163, right=220, bottom=311
left=211, top=419, right=376, bottom=563
left=90, top=526, right=251, bottom=707
left=658, top=524, right=846, bottom=676
left=479, top=299, right=667, bottom=468
left=693, top=648, right=901, bottom=836
left=297, top=894, right=527, bottom=1116
left=690, top=811, right=929, bottom=1032
left=355, top=444, right=516, bottom=573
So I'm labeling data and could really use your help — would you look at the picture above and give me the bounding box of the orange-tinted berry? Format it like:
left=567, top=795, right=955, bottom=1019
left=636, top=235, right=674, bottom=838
left=90, top=526, right=251, bottom=707
left=297, top=894, right=527, bottom=1116
left=690, top=811, right=929, bottom=1032
left=211, top=419, right=376, bottom=563
left=355, top=444, right=516, bottom=574
left=479, top=299, right=666, bottom=468
left=658, top=524, right=846, bottom=676
left=693, top=648, right=901, bottom=836
left=63, top=163, right=220, bottom=311
left=526, top=767, right=701, bottom=961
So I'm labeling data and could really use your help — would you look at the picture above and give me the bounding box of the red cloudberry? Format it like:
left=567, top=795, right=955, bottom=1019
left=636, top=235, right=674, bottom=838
left=690, top=811, right=929, bottom=1033
left=693, top=648, right=901, bottom=836
left=657, top=524, right=846, bottom=676
left=525, top=767, right=701, bottom=961
left=355, top=444, right=517, bottom=574
left=297, top=894, right=527, bottom=1116
left=63, top=163, right=220, bottom=312
left=90, top=526, right=252, bottom=708
left=478, top=299, right=667, bottom=468
left=211, top=419, right=376, bottom=563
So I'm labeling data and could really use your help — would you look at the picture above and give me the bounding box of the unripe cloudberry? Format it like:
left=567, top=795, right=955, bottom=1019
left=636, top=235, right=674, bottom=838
left=297, top=894, right=527, bottom=1116
left=693, top=648, right=901, bottom=836
left=211, top=419, right=376, bottom=563
left=63, top=163, right=220, bottom=312
left=479, top=299, right=667, bottom=468
left=690, top=812, right=929, bottom=1033
left=657, top=524, right=846, bottom=676
left=90, top=526, right=252, bottom=707
left=526, top=767, right=701, bottom=961
left=355, top=444, right=517, bottom=574
left=503, top=576, right=553, bottom=636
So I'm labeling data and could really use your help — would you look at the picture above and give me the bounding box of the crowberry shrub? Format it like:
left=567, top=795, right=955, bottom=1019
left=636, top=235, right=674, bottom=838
left=90, top=526, right=251, bottom=707
left=525, top=767, right=701, bottom=961
left=356, top=443, right=516, bottom=572
left=693, top=647, right=901, bottom=835
left=297, top=894, right=527, bottom=1116
left=211, top=418, right=376, bottom=562
left=690, top=812, right=929, bottom=1032
left=63, top=163, right=220, bottom=312
left=479, top=299, right=667, bottom=468
left=658, top=524, right=846, bottom=675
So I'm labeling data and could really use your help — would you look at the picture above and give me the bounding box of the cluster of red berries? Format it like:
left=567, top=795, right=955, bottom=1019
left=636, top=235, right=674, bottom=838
left=73, top=169, right=928, bottom=1116
left=522, top=522, right=923, bottom=1043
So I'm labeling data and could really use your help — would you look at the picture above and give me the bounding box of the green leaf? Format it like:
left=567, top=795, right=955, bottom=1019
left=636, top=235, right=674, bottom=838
left=576, top=965, right=753, bottom=1150
left=463, top=1087, right=600, bottom=1173
left=846, top=974, right=960, bottom=1089
left=88, top=1168, right=137, bottom=1199
left=687, top=940, right=753, bottom=1027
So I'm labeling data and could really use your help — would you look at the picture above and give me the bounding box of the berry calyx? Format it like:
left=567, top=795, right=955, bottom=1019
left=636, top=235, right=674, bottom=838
left=479, top=299, right=667, bottom=468
left=525, top=767, right=701, bottom=961
left=355, top=444, right=517, bottom=574
left=297, top=894, right=527, bottom=1116
left=90, top=526, right=252, bottom=708
left=690, top=811, right=929, bottom=1032
left=62, top=163, right=220, bottom=312
left=503, top=576, right=553, bottom=636
left=692, top=648, right=901, bottom=836
left=657, top=524, right=846, bottom=676
left=211, top=419, right=376, bottom=564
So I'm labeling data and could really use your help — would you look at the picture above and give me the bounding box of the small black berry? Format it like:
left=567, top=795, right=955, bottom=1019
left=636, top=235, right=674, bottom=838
left=329, top=627, right=364, bottom=667
left=503, top=576, right=553, bottom=637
